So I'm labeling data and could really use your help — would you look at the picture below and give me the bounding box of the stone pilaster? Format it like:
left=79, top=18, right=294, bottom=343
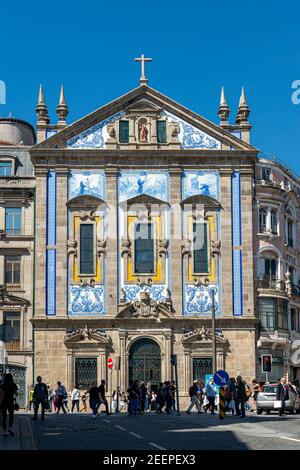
left=169, top=168, right=183, bottom=316
left=55, top=169, right=68, bottom=317
left=35, top=172, right=47, bottom=317
left=220, top=172, right=233, bottom=316
left=164, top=330, right=172, bottom=380
left=241, top=173, right=255, bottom=317
left=105, top=169, right=118, bottom=315
left=119, top=330, right=127, bottom=392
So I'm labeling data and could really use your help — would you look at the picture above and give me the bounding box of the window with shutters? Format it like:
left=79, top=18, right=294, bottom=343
left=157, top=121, right=167, bottom=143
left=193, top=223, right=208, bottom=274
left=119, top=120, right=129, bottom=143
left=134, top=222, right=154, bottom=274
left=80, top=224, right=94, bottom=274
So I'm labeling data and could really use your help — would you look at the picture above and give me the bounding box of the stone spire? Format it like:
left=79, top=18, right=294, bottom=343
left=218, top=86, right=230, bottom=126
left=36, top=84, right=50, bottom=124
left=235, top=86, right=250, bottom=125
left=56, top=85, right=68, bottom=125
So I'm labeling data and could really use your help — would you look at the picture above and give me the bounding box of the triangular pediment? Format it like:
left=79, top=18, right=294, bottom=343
left=32, top=85, right=257, bottom=152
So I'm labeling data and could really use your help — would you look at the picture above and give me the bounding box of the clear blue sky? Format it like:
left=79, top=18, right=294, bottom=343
left=1, top=1, right=300, bottom=173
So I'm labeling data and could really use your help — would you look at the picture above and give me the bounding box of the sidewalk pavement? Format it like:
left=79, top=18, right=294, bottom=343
left=0, top=414, right=20, bottom=450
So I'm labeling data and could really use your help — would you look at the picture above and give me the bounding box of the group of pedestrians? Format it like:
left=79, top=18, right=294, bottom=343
left=124, top=380, right=176, bottom=416
left=185, top=375, right=255, bottom=418
left=186, top=378, right=217, bottom=415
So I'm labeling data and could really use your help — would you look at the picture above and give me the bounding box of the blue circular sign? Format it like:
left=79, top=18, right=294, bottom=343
left=213, top=370, right=229, bottom=386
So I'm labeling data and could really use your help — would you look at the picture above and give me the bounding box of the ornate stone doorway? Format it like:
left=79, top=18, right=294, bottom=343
left=75, top=358, right=97, bottom=390
left=129, top=338, right=161, bottom=388
left=193, top=357, right=212, bottom=382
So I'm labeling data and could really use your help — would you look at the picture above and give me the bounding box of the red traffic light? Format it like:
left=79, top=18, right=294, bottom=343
left=262, top=354, right=272, bottom=373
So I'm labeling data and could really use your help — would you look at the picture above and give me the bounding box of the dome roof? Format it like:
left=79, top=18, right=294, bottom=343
left=0, top=117, right=36, bottom=146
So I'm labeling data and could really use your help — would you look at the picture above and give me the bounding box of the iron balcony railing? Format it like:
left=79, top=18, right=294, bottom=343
left=5, top=340, right=21, bottom=351
left=256, top=277, right=286, bottom=291
left=5, top=229, right=22, bottom=236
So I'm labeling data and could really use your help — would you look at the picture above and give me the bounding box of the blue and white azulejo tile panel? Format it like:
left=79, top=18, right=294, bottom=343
left=119, top=171, right=169, bottom=203
left=231, top=171, right=243, bottom=316
left=161, top=110, right=221, bottom=149
left=182, top=171, right=219, bottom=200
left=122, top=284, right=166, bottom=302
left=184, top=284, right=219, bottom=315
left=46, top=170, right=56, bottom=316
left=68, top=170, right=105, bottom=200
left=69, top=285, right=105, bottom=315
left=67, top=111, right=126, bottom=148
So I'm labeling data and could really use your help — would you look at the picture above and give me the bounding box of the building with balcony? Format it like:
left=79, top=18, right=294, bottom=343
left=254, top=155, right=300, bottom=383
left=0, top=117, right=35, bottom=407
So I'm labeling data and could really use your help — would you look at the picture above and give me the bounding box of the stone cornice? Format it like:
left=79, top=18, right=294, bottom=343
left=31, top=316, right=259, bottom=329
left=30, top=148, right=257, bottom=158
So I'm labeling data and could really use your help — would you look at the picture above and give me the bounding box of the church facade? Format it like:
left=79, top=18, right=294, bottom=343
left=29, top=77, right=258, bottom=403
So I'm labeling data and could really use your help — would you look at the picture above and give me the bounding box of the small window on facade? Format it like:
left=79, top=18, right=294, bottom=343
left=119, top=121, right=129, bottom=144
left=4, top=312, right=20, bottom=341
left=0, top=161, right=12, bottom=176
left=262, top=167, right=271, bottom=181
left=5, top=256, right=21, bottom=284
left=193, top=223, right=208, bottom=274
left=5, top=207, right=21, bottom=235
left=287, top=220, right=294, bottom=248
left=80, top=224, right=94, bottom=274
left=259, top=298, right=276, bottom=331
left=134, top=222, right=154, bottom=274
left=270, top=209, right=277, bottom=234
left=157, top=121, right=167, bottom=144
left=289, top=266, right=295, bottom=284
left=264, top=258, right=277, bottom=279
left=259, top=208, right=267, bottom=233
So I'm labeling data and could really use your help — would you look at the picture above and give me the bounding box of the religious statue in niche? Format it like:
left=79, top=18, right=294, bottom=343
left=139, top=122, right=148, bottom=142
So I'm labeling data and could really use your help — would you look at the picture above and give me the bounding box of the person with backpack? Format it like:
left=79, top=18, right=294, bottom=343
left=32, top=376, right=48, bottom=421
left=186, top=380, right=202, bottom=414
left=55, top=381, right=67, bottom=414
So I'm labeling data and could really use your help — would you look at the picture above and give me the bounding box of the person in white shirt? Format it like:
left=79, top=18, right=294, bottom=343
left=71, top=387, right=80, bottom=413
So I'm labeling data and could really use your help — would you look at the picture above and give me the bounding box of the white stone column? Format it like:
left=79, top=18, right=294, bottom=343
left=266, top=207, right=271, bottom=232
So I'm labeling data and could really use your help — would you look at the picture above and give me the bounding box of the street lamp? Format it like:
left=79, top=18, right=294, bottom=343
left=210, top=240, right=221, bottom=374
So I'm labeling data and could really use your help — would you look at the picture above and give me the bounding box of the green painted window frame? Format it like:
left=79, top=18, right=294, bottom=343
left=134, top=222, right=155, bottom=274
left=80, top=224, right=94, bottom=274
left=119, top=120, right=129, bottom=143
left=193, top=222, right=209, bottom=274
left=157, top=121, right=167, bottom=143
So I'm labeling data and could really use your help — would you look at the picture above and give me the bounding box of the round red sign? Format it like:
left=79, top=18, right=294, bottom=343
left=107, top=358, right=113, bottom=369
